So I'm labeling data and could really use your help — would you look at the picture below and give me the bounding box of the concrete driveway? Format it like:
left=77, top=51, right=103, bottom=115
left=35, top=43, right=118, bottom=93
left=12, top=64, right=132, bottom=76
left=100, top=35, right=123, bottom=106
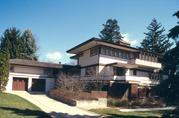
left=7, top=91, right=100, bottom=118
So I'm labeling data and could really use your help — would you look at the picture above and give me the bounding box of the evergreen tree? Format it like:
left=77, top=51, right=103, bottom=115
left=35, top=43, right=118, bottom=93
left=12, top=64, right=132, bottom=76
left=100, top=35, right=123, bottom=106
left=0, top=27, right=38, bottom=60
left=0, top=27, right=21, bottom=59
left=156, top=11, right=179, bottom=105
left=168, top=10, right=179, bottom=44
left=140, top=19, right=172, bottom=54
left=21, top=30, right=38, bottom=60
left=99, top=19, right=123, bottom=42
left=0, top=49, right=9, bottom=91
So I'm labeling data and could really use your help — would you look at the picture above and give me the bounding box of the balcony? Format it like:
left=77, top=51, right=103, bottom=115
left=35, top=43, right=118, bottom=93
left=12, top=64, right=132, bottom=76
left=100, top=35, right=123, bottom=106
left=113, top=75, right=159, bottom=85
left=130, top=59, right=162, bottom=69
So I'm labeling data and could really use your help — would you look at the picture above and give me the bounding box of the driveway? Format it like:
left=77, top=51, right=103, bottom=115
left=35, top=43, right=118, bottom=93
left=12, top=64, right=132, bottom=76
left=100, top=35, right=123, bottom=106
left=7, top=91, right=100, bottom=118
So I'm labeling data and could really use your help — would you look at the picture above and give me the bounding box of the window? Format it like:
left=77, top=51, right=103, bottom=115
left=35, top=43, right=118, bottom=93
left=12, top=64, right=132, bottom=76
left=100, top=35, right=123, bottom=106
left=133, top=69, right=137, bottom=75
left=44, top=69, right=53, bottom=75
left=130, top=53, right=134, bottom=59
left=114, top=67, right=126, bottom=76
left=101, top=46, right=106, bottom=55
left=90, top=47, right=98, bottom=56
left=123, top=52, right=127, bottom=59
left=112, top=49, right=115, bottom=56
left=114, top=49, right=118, bottom=57
left=118, top=50, right=122, bottom=58
left=10, top=66, right=14, bottom=72
left=85, top=66, right=96, bottom=76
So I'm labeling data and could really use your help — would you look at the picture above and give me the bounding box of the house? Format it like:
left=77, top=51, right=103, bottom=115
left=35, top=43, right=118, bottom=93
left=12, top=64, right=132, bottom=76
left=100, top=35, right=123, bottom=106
left=6, top=59, right=62, bottom=92
left=67, top=38, right=163, bottom=99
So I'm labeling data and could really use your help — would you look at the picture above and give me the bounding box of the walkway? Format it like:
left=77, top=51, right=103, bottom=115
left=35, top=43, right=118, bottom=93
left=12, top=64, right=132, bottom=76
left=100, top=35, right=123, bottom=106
left=7, top=91, right=100, bottom=118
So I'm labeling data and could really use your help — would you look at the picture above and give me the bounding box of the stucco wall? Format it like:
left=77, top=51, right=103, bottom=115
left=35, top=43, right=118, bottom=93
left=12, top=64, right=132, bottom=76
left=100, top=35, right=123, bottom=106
left=12, top=65, right=45, bottom=75
left=99, top=54, right=128, bottom=65
left=132, top=59, right=162, bottom=69
left=6, top=72, right=55, bottom=92
left=98, top=65, right=113, bottom=77
left=78, top=49, right=98, bottom=67
left=76, top=98, right=107, bottom=110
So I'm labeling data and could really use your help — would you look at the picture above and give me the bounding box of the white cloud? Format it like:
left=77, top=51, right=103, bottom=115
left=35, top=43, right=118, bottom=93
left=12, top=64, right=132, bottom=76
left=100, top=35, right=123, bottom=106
left=122, top=33, right=138, bottom=46
left=45, top=51, right=62, bottom=63
left=43, top=51, right=76, bottom=64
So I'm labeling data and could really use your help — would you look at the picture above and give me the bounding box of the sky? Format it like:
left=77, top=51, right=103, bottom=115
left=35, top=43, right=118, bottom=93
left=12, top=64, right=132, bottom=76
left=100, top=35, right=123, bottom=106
left=0, top=0, right=178, bottom=64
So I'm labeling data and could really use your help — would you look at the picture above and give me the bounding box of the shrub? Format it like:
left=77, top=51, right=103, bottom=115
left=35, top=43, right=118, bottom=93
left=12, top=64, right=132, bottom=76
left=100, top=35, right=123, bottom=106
left=48, top=89, right=97, bottom=101
left=162, top=107, right=179, bottom=118
left=107, top=97, right=164, bottom=108
left=108, top=98, right=128, bottom=107
left=0, top=50, right=9, bottom=91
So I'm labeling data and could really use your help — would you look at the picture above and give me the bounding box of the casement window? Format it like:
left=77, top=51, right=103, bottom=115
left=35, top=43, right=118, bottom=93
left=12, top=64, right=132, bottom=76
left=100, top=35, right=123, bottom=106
left=130, top=53, right=134, bottom=59
left=114, top=49, right=118, bottom=57
left=133, top=69, right=137, bottom=75
left=44, top=69, right=53, bottom=75
left=118, top=50, right=122, bottom=58
left=114, top=67, right=126, bottom=76
left=90, top=47, right=98, bottom=56
left=85, top=66, right=96, bottom=76
left=10, top=66, right=15, bottom=72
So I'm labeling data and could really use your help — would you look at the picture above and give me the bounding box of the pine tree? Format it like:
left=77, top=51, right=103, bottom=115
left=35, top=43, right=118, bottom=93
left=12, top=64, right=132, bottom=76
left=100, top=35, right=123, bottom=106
left=0, top=49, right=9, bottom=91
left=0, top=27, right=38, bottom=60
left=99, top=19, right=123, bottom=42
left=168, top=10, right=179, bottom=44
left=0, top=27, right=21, bottom=59
left=21, top=30, right=38, bottom=60
left=140, top=18, right=172, bottom=55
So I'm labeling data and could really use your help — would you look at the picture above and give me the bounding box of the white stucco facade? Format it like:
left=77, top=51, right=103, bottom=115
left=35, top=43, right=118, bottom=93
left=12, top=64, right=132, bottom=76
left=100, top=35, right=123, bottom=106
left=6, top=72, right=55, bottom=92
left=78, top=50, right=98, bottom=67
left=6, top=59, right=61, bottom=92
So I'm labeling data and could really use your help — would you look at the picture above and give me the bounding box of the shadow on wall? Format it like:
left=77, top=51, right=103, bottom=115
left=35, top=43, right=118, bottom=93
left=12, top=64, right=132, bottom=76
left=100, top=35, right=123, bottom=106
left=109, top=82, right=130, bottom=100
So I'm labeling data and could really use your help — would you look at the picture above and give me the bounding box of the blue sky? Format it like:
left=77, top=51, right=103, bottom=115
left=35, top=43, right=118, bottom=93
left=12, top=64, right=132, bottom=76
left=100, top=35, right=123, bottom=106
left=0, top=0, right=178, bottom=64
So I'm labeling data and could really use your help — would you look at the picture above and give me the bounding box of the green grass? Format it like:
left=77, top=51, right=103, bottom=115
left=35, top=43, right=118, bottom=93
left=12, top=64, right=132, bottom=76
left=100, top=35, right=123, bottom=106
left=90, top=108, right=167, bottom=118
left=0, top=92, right=51, bottom=118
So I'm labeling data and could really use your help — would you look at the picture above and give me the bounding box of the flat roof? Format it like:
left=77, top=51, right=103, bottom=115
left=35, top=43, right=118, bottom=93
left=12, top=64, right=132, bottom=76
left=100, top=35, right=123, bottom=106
left=10, top=59, right=62, bottom=69
left=67, top=37, right=161, bottom=56
left=67, top=38, right=138, bottom=54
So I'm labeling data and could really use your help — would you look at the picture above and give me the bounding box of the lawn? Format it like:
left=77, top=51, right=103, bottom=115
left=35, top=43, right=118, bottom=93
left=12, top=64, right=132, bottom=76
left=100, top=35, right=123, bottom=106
left=90, top=108, right=167, bottom=118
left=0, top=92, right=51, bottom=118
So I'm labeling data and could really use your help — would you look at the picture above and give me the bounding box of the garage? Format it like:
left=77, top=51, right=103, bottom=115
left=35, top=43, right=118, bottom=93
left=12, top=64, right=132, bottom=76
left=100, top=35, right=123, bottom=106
left=12, top=77, right=28, bottom=91
left=31, top=79, right=46, bottom=92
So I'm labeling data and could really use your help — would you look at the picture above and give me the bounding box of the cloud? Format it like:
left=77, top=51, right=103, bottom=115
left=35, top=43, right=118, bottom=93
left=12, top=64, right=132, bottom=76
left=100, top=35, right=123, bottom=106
left=43, top=51, right=76, bottom=64
left=45, top=51, right=62, bottom=63
left=122, top=33, right=138, bottom=46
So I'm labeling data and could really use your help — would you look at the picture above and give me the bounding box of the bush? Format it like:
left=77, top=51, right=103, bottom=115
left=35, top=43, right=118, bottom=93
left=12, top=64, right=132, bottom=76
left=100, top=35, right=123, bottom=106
left=108, top=98, right=128, bottom=107
left=48, top=89, right=97, bottom=101
left=107, top=97, right=164, bottom=108
left=162, top=107, right=179, bottom=118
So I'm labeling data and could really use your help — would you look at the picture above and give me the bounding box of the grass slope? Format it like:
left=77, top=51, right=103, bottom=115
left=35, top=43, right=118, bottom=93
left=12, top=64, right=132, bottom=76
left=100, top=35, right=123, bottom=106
left=90, top=108, right=167, bottom=118
left=0, top=92, right=51, bottom=118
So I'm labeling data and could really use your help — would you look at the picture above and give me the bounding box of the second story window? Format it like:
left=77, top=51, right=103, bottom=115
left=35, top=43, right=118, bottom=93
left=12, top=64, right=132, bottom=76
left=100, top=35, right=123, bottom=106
left=10, top=66, right=15, bottom=72
left=90, top=47, right=98, bottom=56
left=85, top=66, right=96, bottom=76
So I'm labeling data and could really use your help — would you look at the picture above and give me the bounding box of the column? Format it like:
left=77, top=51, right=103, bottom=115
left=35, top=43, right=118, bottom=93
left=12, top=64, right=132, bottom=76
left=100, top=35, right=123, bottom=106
left=28, top=77, right=32, bottom=92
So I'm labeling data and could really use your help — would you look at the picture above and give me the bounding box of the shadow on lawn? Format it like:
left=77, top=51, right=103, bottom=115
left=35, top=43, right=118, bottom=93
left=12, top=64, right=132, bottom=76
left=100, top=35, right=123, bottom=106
left=105, top=113, right=159, bottom=118
left=52, top=112, right=100, bottom=118
left=0, top=107, right=51, bottom=118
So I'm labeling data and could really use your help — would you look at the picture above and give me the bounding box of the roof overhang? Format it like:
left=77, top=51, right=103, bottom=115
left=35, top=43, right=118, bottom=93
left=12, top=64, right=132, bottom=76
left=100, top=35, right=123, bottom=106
left=67, top=38, right=139, bottom=54
left=10, top=59, right=62, bottom=69
left=106, top=62, right=138, bottom=69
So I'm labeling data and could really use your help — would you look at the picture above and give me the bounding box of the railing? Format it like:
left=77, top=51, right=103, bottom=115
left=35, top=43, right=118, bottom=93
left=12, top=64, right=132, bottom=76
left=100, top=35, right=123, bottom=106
left=72, top=75, right=160, bottom=85
left=130, top=58, right=162, bottom=69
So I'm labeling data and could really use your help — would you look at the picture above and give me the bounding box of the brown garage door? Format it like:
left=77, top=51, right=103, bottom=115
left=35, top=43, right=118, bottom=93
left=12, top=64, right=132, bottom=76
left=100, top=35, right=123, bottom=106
left=12, top=77, right=28, bottom=91
left=31, top=79, right=45, bottom=92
